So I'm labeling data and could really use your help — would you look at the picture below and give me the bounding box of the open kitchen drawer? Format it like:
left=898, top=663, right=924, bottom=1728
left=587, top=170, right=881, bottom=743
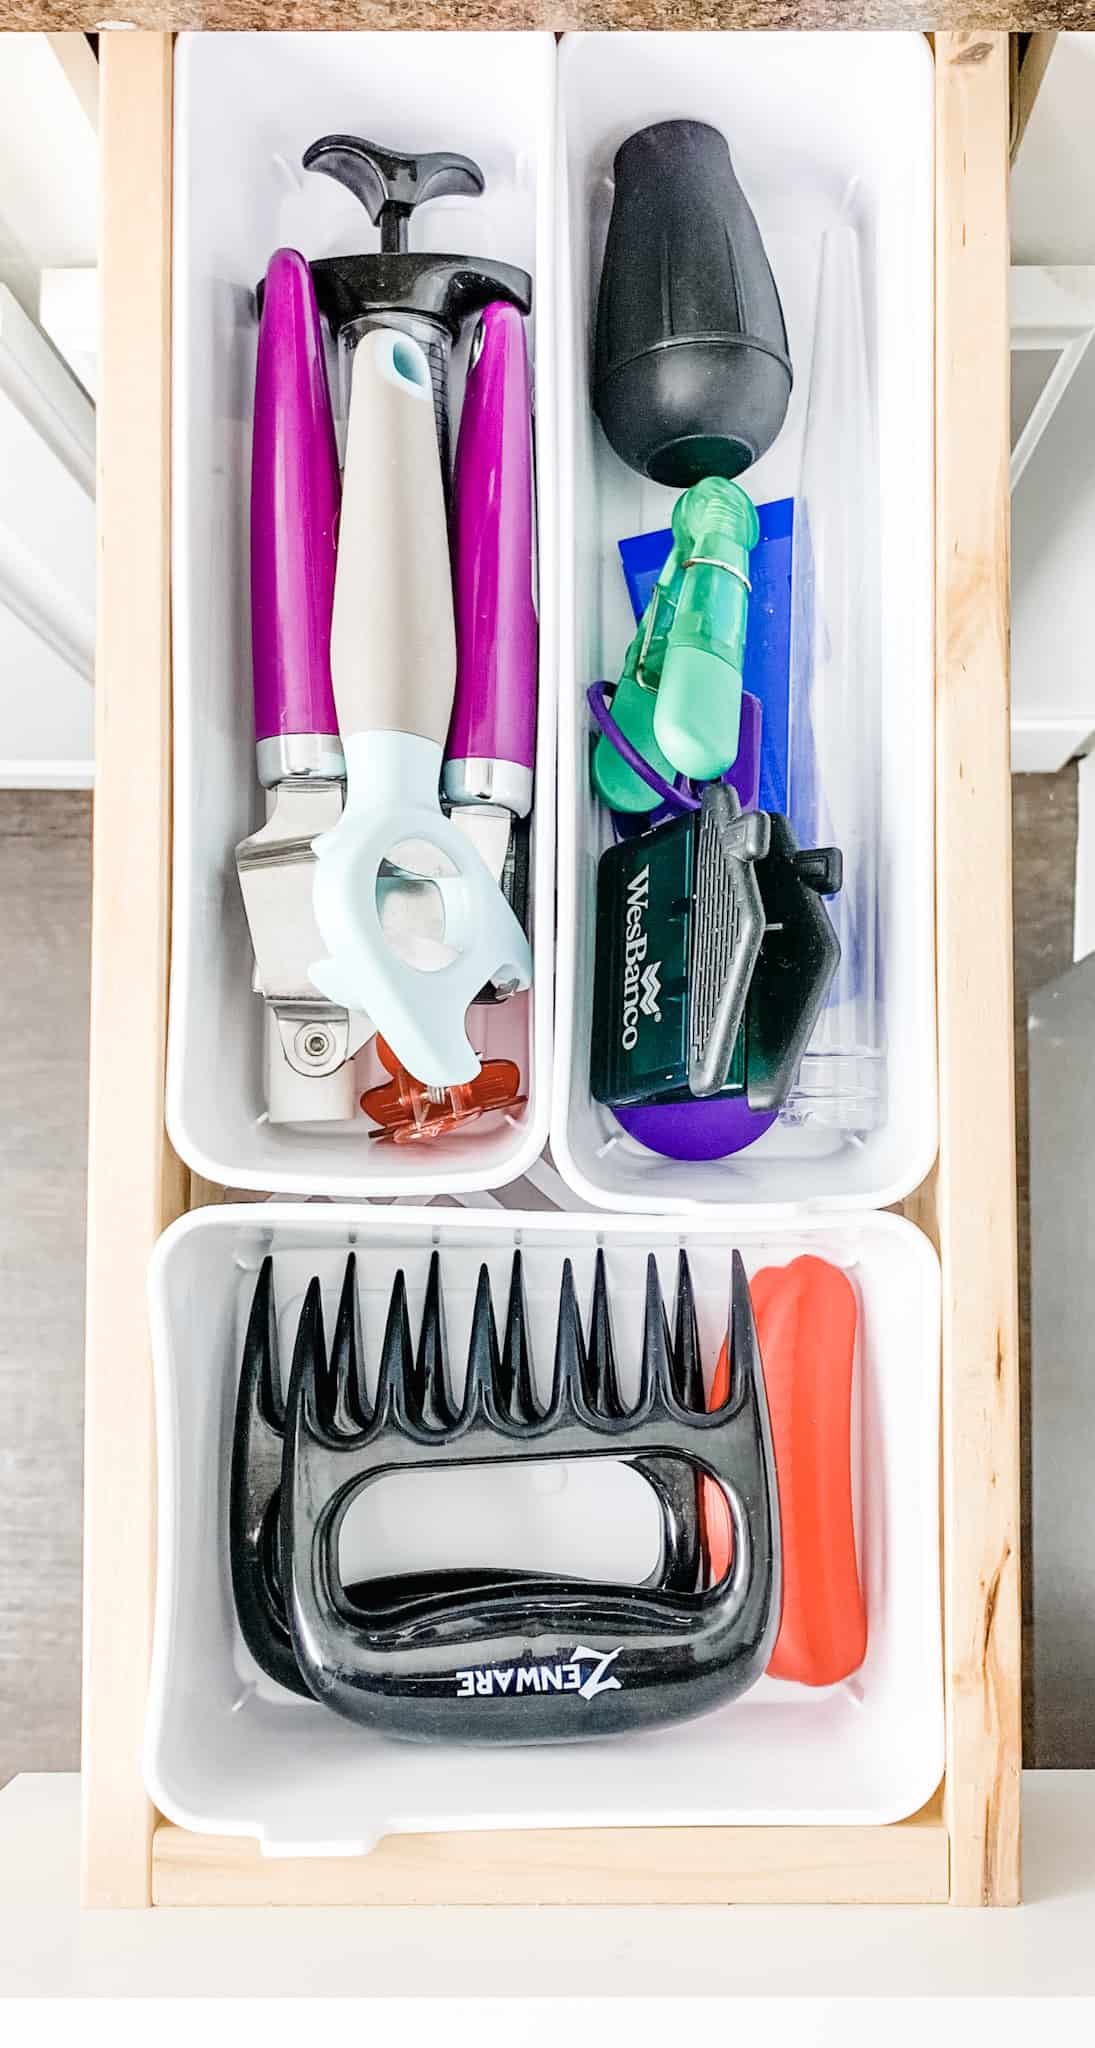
left=83, top=27, right=1019, bottom=1908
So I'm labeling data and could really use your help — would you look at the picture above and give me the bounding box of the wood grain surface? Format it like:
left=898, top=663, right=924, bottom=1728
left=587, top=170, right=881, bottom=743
left=934, top=29, right=1022, bottom=1908
left=80, top=31, right=186, bottom=1909
left=153, top=1799, right=949, bottom=1908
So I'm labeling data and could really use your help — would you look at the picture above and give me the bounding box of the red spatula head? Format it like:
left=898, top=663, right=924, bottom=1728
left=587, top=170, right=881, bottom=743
left=706, top=1255, right=866, bottom=1687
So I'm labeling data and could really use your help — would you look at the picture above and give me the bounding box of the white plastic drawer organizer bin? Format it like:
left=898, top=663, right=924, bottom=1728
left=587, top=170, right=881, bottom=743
left=145, top=1206, right=942, bottom=1855
left=553, top=31, right=936, bottom=1213
left=166, top=30, right=557, bottom=1198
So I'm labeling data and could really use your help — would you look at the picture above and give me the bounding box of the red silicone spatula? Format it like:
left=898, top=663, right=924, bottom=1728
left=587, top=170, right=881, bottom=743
left=705, top=1255, right=866, bottom=1687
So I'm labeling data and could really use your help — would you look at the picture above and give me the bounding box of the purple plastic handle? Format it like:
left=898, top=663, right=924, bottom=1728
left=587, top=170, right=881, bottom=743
left=447, top=302, right=537, bottom=779
left=614, top=1096, right=777, bottom=1161
left=251, top=249, right=340, bottom=748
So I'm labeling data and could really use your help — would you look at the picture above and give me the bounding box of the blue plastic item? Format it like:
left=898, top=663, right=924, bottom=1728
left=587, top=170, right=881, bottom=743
left=617, top=523, right=675, bottom=622
left=618, top=496, right=793, bottom=815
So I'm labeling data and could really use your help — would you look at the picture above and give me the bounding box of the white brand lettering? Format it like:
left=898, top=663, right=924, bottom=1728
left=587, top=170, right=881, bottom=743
left=620, top=867, right=653, bottom=1051
left=454, top=1648, right=624, bottom=1704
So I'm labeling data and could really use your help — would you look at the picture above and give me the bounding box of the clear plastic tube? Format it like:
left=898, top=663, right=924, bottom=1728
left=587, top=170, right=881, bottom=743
left=783, top=225, right=884, bottom=1134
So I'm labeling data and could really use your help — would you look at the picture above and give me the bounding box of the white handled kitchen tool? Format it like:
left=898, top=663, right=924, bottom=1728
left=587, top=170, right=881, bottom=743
left=309, top=327, right=532, bottom=1087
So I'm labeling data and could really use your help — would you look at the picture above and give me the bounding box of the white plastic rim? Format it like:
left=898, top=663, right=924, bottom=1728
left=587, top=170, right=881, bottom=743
left=552, top=31, right=938, bottom=1214
left=145, top=1202, right=943, bottom=1857
left=167, top=30, right=557, bottom=1196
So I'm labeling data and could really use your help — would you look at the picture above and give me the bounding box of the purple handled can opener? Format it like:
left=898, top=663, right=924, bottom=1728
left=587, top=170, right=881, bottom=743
left=445, top=300, right=538, bottom=890
left=236, top=261, right=537, bottom=1111
left=234, top=249, right=373, bottom=1117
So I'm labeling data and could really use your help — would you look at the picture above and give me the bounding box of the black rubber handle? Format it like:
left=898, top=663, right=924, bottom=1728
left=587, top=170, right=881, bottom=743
left=302, top=136, right=484, bottom=254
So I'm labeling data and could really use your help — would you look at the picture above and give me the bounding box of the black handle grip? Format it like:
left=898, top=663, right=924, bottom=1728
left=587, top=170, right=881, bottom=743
left=303, top=136, right=484, bottom=254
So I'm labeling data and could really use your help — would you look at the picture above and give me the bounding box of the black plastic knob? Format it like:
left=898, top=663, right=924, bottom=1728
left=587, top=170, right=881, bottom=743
left=594, top=121, right=792, bottom=487
left=302, top=136, right=484, bottom=254
left=274, top=130, right=532, bottom=493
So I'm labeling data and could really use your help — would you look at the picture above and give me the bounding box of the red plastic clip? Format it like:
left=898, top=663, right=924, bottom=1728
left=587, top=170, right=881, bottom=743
left=361, top=1037, right=525, bottom=1145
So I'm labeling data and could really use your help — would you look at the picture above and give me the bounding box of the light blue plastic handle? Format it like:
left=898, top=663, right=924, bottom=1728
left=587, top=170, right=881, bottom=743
left=310, top=732, right=531, bottom=1087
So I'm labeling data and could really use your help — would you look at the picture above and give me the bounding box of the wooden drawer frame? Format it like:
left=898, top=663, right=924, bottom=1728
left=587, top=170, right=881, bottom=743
left=82, top=26, right=1018, bottom=1909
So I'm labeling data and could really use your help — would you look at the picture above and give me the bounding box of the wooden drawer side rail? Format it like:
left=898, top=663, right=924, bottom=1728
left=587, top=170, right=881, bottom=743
left=81, top=31, right=183, bottom=1909
left=935, top=29, right=1021, bottom=1909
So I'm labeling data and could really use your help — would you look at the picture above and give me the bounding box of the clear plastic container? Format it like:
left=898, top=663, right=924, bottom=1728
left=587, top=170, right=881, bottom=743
left=784, top=225, right=884, bottom=1134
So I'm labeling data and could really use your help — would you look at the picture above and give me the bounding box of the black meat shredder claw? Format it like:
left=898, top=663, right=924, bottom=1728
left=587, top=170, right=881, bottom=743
left=229, top=1255, right=312, bottom=1698
left=229, top=1253, right=546, bottom=1699
left=587, top=1248, right=702, bottom=1594
left=669, top=1250, right=706, bottom=1593
left=231, top=1253, right=383, bottom=1698
left=281, top=1250, right=781, bottom=1742
left=441, top=1247, right=698, bottom=1587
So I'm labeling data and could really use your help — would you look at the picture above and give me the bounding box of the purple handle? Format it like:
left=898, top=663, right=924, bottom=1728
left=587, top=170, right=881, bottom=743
left=614, top=1096, right=777, bottom=1161
left=251, top=249, right=340, bottom=756
left=446, top=302, right=537, bottom=797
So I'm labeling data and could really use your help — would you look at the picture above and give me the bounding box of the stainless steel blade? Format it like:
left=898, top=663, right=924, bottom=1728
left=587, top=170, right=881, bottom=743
left=236, top=781, right=457, bottom=1078
left=448, top=804, right=513, bottom=885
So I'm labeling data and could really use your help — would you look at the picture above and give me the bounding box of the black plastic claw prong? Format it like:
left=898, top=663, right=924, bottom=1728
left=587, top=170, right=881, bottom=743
left=586, top=1248, right=623, bottom=1418
left=638, top=1254, right=674, bottom=1411
left=462, top=1264, right=501, bottom=1423
left=501, top=1251, right=538, bottom=1424
left=327, top=1252, right=370, bottom=1433
left=374, top=1271, right=415, bottom=1427
left=725, top=1250, right=759, bottom=1418
left=245, top=1254, right=283, bottom=1432
left=550, top=1258, right=587, bottom=1416
left=294, top=1277, right=330, bottom=1439
left=672, top=1251, right=704, bottom=1413
left=584, top=1251, right=695, bottom=1582
left=413, top=1250, right=456, bottom=1429
left=230, top=1259, right=312, bottom=1700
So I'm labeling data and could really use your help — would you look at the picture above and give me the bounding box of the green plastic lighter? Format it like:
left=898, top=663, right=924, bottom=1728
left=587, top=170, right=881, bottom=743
left=590, top=477, right=759, bottom=813
left=655, top=478, right=759, bottom=782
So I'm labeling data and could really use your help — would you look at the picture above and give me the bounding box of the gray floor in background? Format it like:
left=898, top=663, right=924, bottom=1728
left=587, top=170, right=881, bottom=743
left=1029, top=951, right=1095, bottom=1767
left=0, top=774, right=1086, bottom=1778
left=1012, top=766, right=1080, bottom=1761
left=0, top=792, right=90, bottom=1788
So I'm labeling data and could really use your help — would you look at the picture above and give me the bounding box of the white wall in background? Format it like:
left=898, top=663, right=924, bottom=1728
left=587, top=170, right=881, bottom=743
left=1014, top=34, right=1095, bottom=265
left=1011, top=34, right=1095, bottom=776
left=0, top=34, right=97, bottom=788
left=38, top=267, right=97, bottom=400
left=0, top=285, right=95, bottom=788
left=0, top=34, right=97, bottom=319
left=0, top=609, right=94, bottom=787
left=1011, top=317, right=1095, bottom=774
